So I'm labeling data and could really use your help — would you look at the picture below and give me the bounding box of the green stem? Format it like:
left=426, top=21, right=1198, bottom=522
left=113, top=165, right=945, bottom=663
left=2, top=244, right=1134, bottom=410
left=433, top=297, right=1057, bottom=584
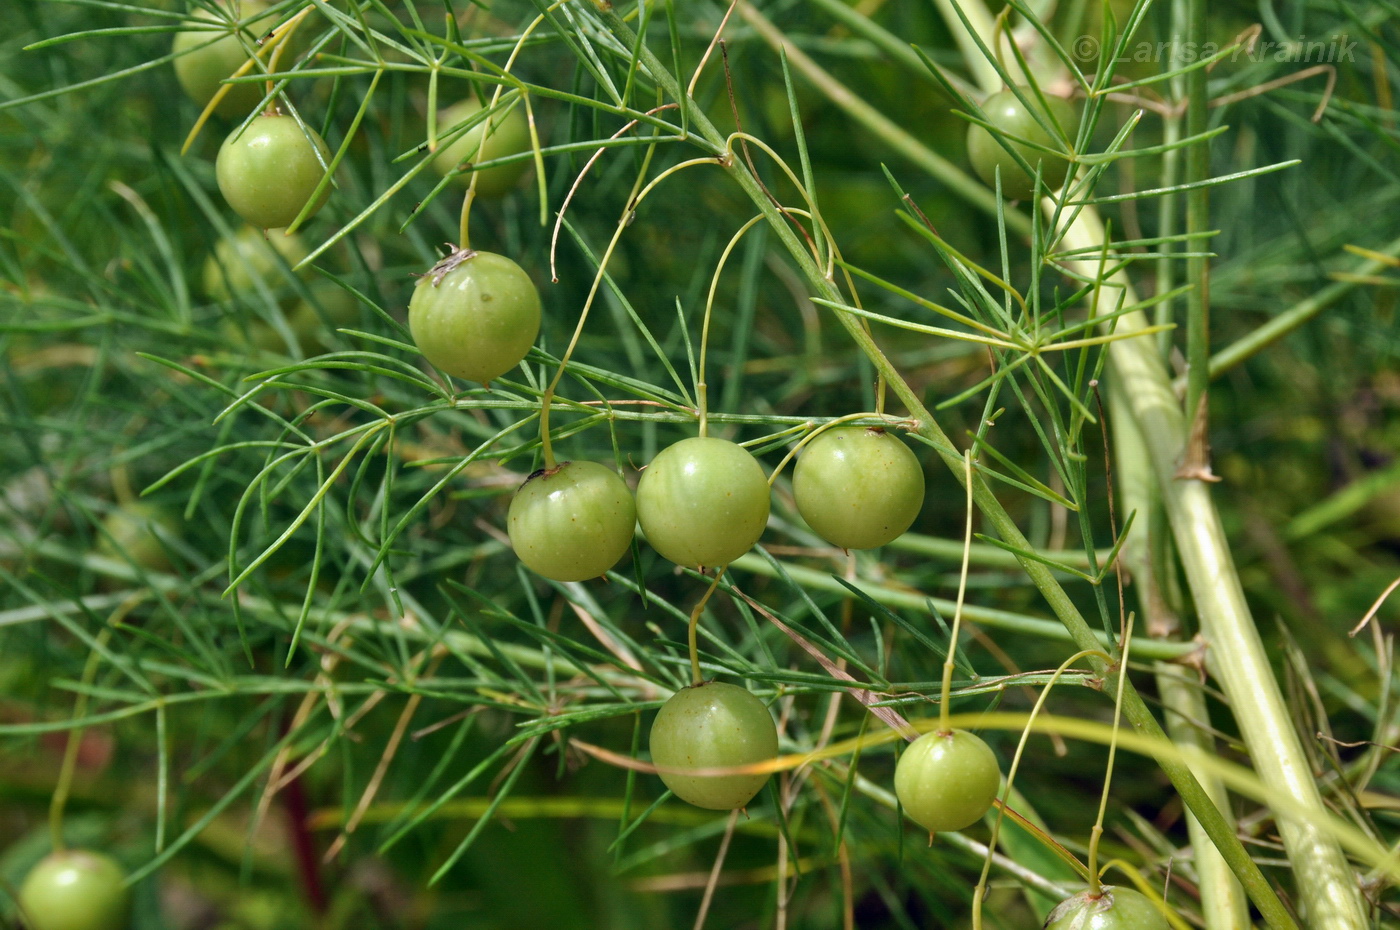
left=51, top=628, right=113, bottom=852
left=1153, top=4, right=1184, bottom=361
left=939, top=452, right=975, bottom=732
left=605, top=9, right=1296, bottom=925
left=688, top=572, right=724, bottom=686
left=1059, top=207, right=1367, bottom=929
left=1157, top=661, right=1252, bottom=926
left=729, top=553, right=1195, bottom=661
left=888, top=533, right=1109, bottom=569
left=1110, top=380, right=1250, bottom=930
left=1181, top=0, right=1212, bottom=472
left=1084, top=616, right=1133, bottom=897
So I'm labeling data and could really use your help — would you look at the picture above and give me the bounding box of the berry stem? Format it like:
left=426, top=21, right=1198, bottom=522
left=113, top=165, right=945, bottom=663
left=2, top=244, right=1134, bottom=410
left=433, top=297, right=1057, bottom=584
left=261, top=4, right=308, bottom=102
left=700, top=213, right=767, bottom=438
left=1087, top=614, right=1135, bottom=896
left=457, top=183, right=477, bottom=253
left=693, top=133, right=842, bottom=437
left=454, top=11, right=536, bottom=251
left=697, top=296, right=714, bottom=441
left=971, top=647, right=1109, bottom=927
left=765, top=411, right=891, bottom=487
left=688, top=571, right=725, bottom=686
left=538, top=144, right=673, bottom=470
left=939, top=450, right=975, bottom=731
left=51, top=627, right=115, bottom=853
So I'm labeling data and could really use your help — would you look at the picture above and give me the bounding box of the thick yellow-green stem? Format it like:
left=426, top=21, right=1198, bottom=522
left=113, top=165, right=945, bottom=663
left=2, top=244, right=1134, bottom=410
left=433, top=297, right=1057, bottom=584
left=1059, top=209, right=1367, bottom=929
left=1109, top=386, right=1251, bottom=930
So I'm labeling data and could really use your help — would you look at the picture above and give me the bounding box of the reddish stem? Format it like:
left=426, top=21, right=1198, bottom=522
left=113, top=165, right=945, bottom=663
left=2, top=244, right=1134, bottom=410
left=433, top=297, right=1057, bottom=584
left=279, top=720, right=328, bottom=914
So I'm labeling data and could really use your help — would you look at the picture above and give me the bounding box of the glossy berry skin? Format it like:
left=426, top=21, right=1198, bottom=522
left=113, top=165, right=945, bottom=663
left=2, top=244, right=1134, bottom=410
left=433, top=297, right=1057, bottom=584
left=508, top=461, right=637, bottom=582
left=216, top=114, right=332, bottom=229
left=894, top=728, right=1000, bottom=833
left=407, top=250, right=541, bottom=384
left=1044, top=886, right=1171, bottom=930
left=793, top=426, right=924, bottom=549
left=635, top=437, right=770, bottom=569
left=18, top=849, right=129, bottom=930
left=966, top=89, right=1076, bottom=200
left=203, top=225, right=310, bottom=302
left=649, top=681, right=778, bottom=810
left=173, top=0, right=274, bottom=117
left=432, top=98, right=532, bottom=196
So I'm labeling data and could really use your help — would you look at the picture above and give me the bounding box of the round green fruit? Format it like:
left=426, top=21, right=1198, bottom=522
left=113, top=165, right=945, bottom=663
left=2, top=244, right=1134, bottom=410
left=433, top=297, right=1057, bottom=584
left=173, top=0, right=275, bottom=117
left=432, top=98, right=532, bottom=197
left=407, top=249, right=541, bottom=384
left=649, top=681, right=778, bottom=810
left=635, top=437, right=770, bottom=569
left=1044, top=886, right=1171, bottom=930
left=966, top=88, right=1076, bottom=200
left=793, top=426, right=924, bottom=549
left=893, top=728, right=1000, bottom=833
left=18, top=849, right=130, bottom=930
left=98, top=502, right=177, bottom=573
left=203, top=225, right=310, bottom=302
left=507, top=460, right=637, bottom=582
left=216, top=113, right=332, bottom=229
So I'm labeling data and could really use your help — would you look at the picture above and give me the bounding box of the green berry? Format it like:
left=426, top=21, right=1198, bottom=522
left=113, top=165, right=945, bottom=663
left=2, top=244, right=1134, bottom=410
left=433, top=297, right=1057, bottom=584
left=1044, top=886, right=1172, bottom=930
left=98, top=502, right=177, bottom=573
left=18, top=849, right=129, bottom=930
left=966, top=88, right=1076, bottom=200
left=203, top=225, right=310, bottom=302
left=172, top=0, right=275, bottom=117
left=407, top=250, right=541, bottom=384
left=216, top=113, right=332, bottom=229
left=635, top=437, right=770, bottom=569
left=432, top=98, right=533, bottom=196
left=793, top=426, right=924, bottom=549
left=893, top=728, right=1000, bottom=833
left=649, top=681, right=778, bottom=810
left=508, top=461, right=637, bottom=582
